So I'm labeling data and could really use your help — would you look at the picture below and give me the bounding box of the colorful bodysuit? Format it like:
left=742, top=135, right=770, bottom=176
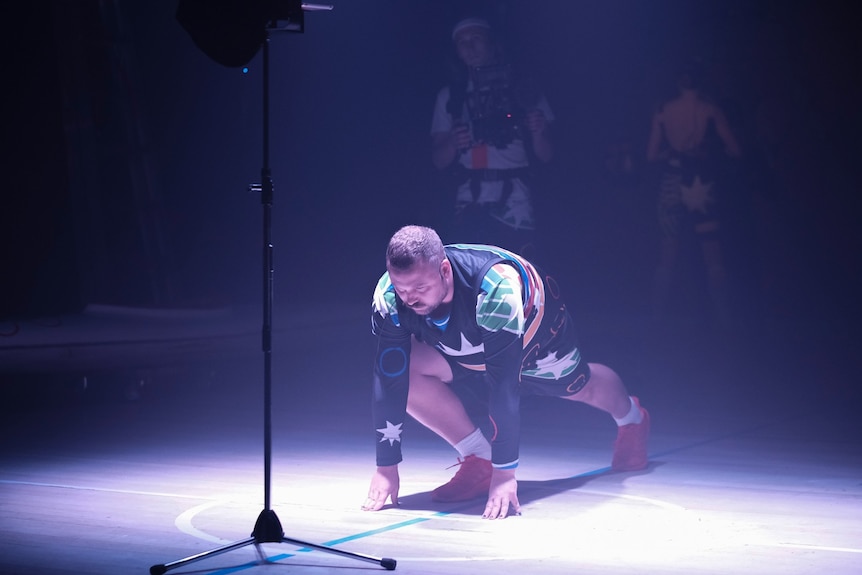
left=371, top=244, right=590, bottom=470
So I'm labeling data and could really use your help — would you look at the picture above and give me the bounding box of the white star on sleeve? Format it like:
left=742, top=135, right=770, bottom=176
left=376, top=421, right=403, bottom=445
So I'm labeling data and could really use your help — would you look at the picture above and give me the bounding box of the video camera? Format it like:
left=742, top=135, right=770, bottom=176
left=467, top=64, right=526, bottom=148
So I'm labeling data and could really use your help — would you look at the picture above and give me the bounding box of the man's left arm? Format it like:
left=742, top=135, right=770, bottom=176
left=476, top=264, right=527, bottom=469
left=711, top=105, right=742, bottom=158
left=525, top=96, right=553, bottom=163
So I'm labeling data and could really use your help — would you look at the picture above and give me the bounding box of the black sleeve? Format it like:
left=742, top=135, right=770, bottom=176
left=475, top=268, right=528, bottom=468
left=482, top=326, right=524, bottom=467
left=371, top=306, right=412, bottom=466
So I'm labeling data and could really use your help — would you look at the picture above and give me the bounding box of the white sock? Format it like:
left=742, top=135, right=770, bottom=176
left=614, top=397, right=643, bottom=426
left=453, top=428, right=492, bottom=460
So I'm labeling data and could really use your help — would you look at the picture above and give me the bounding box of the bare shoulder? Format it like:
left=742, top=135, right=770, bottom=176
left=698, top=98, right=724, bottom=118
left=652, top=101, right=669, bottom=122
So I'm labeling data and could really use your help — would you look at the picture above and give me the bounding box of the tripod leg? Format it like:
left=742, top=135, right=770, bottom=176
left=258, top=508, right=396, bottom=569
left=281, top=536, right=397, bottom=570
left=149, top=536, right=256, bottom=575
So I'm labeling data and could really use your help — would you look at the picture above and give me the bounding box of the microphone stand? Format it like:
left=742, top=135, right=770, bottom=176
left=150, top=20, right=396, bottom=575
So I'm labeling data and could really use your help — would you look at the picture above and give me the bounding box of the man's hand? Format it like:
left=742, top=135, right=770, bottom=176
left=451, top=122, right=472, bottom=152
left=362, top=465, right=400, bottom=511
left=524, top=109, right=552, bottom=162
left=482, top=468, right=521, bottom=519
left=432, top=123, right=472, bottom=169
left=523, top=109, right=547, bottom=135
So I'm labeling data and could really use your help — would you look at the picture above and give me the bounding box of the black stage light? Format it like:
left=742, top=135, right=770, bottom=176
left=176, top=0, right=305, bottom=67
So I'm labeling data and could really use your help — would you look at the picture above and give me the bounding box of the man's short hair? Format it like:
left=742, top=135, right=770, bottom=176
left=386, top=225, right=445, bottom=271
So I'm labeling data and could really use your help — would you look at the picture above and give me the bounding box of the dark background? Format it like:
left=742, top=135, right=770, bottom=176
left=2, top=0, right=859, bottom=348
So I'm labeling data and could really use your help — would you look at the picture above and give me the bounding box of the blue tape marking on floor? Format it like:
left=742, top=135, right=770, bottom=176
left=207, top=559, right=264, bottom=575
left=320, top=513, right=448, bottom=546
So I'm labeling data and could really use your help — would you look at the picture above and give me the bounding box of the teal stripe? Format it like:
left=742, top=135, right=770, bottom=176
left=207, top=513, right=454, bottom=574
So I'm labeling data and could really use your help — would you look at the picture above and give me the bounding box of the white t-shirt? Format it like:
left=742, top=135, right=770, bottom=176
left=430, top=83, right=554, bottom=230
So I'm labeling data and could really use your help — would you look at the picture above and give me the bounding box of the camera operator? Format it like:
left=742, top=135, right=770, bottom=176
left=431, top=17, right=553, bottom=259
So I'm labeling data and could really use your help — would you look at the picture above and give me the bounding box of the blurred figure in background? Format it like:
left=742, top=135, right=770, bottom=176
left=430, top=17, right=554, bottom=261
left=646, top=59, right=742, bottom=329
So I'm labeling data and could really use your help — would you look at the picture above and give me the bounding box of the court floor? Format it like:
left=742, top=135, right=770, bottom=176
left=1, top=301, right=860, bottom=575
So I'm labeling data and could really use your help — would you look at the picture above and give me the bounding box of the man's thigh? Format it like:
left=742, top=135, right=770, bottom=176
left=409, top=336, right=454, bottom=382
left=411, top=337, right=493, bottom=437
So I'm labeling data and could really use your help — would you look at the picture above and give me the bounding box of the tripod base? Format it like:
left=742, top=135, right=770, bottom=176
left=149, top=509, right=396, bottom=574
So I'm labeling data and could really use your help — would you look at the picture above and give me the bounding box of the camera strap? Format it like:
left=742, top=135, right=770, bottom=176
left=458, top=167, right=531, bottom=204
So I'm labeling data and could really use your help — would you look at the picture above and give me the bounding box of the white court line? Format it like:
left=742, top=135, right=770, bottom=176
left=773, top=542, right=862, bottom=554
left=175, top=501, right=235, bottom=544
left=0, top=478, right=218, bottom=501
left=579, top=489, right=688, bottom=511
left=8, top=478, right=861, bottom=557
left=173, top=487, right=690, bottom=547
left=2, top=479, right=243, bottom=546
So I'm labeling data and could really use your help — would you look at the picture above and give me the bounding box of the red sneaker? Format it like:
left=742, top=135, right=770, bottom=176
left=611, top=397, right=650, bottom=472
left=431, top=455, right=493, bottom=502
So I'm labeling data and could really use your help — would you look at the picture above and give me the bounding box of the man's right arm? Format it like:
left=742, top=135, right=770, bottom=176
left=371, top=278, right=412, bottom=467
left=710, top=105, right=742, bottom=158
left=430, top=86, right=470, bottom=170
left=432, top=131, right=459, bottom=170
left=646, top=109, right=665, bottom=162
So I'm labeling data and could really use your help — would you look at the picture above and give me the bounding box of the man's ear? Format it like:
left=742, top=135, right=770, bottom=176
left=440, top=258, right=452, bottom=279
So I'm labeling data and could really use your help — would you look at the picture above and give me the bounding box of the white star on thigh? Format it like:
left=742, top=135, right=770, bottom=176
left=680, top=176, right=714, bottom=213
